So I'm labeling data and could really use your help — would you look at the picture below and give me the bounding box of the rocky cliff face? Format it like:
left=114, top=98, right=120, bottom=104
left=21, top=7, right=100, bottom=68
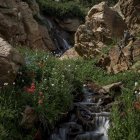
left=0, top=0, right=55, bottom=51
left=0, top=0, right=82, bottom=53
left=74, top=2, right=127, bottom=58
left=74, top=0, right=140, bottom=73
left=114, top=0, right=140, bottom=35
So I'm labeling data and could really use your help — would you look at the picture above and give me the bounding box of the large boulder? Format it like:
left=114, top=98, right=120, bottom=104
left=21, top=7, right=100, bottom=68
left=0, top=37, right=24, bottom=87
left=74, top=2, right=127, bottom=58
left=0, top=0, right=55, bottom=51
left=114, top=0, right=140, bottom=34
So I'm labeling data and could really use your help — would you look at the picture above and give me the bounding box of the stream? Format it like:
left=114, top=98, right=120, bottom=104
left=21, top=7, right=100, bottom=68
left=49, top=84, right=110, bottom=140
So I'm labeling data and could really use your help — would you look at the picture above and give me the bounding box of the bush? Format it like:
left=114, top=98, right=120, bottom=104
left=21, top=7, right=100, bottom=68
left=37, top=0, right=86, bottom=19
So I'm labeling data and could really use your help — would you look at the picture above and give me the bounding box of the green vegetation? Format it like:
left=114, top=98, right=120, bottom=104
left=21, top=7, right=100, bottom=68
left=0, top=48, right=140, bottom=139
left=37, top=0, right=86, bottom=19
left=109, top=88, right=140, bottom=140
left=37, top=0, right=118, bottom=19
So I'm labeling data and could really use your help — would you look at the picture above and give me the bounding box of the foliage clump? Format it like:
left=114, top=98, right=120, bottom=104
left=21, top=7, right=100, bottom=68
left=37, top=0, right=86, bottom=19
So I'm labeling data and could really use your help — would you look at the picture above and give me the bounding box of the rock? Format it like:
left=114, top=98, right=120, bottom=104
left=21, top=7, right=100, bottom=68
left=114, top=0, right=140, bottom=34
left=59, top=48, right=80, bottom=60
left=21, top=106, right=38, bottom=129
left=74, top=2, right=127, bottom=58
left=97, top=38, right=140, bottom=74
left=0, top=0, right=55, bottom=51
left=83, top=80, right=108, bottom=95
left=55, top=18, right=82, bottom=32
left=25, top=0, right=40, bottom=16
left=102, top=82, right=122, bottom=96
left=0, top=37, right=24, bottom=87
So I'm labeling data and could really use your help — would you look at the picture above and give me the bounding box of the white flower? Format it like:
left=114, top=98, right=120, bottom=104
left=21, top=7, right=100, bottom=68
left=135, top=82, right=138, bottom=87
left=22, top=79, right=24, bottom=82
left=83, top=84, right=86, bottom=87
left=135, top=91, right=138, bottom=94
left=4, top=83, right=8, bottom=86
left=13, top=82, right=15, bottom=85
left=51, top=84, right=54, bottom=86
left=68, top=65, right=71, bottom=67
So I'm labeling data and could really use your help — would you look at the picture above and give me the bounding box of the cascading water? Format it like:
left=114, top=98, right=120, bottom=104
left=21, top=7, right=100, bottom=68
left=35, top=14, right=72, bottom=55
left=49, top=84, right=110, bottom=140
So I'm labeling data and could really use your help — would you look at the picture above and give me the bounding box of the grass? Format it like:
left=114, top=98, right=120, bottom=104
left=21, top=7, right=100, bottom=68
left=0, top=48, right=140, bottom=139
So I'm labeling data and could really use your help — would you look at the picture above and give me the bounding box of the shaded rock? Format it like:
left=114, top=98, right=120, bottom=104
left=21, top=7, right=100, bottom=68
left=59, top=47, right=80, bottom=60
left=25, top=0, right=40, bottom=16
left=102, top=82, right=122, bottom=93
left=21, top=106, right=51, bottom=139
left=96, top=37, right=140, bottom=74
left=114, top=0, right=140, bottom=34
left=21, top=106, right=38, bottom=129
left=0, top=0, right=55, bottom=51
left=55, top=18, right=82, bottom=32
left=84, top=80, right=122, bottom=95
left=74, top=2, right=127, bottom=58
left=0, top=37, right=24, bottom=87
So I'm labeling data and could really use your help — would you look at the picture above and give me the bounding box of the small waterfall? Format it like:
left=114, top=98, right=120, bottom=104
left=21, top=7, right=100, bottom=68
left=49, top=85, right=110, bottom=140
left=35, top=14, right=72, bottom=55
left=63, top=38, right=71, bottom=50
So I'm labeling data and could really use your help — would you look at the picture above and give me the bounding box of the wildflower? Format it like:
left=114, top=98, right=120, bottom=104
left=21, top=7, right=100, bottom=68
left=83, top=84, right=86, bottom=87
left=68, top=65, right=71, bottom=67
left=25, top=82, right=36, bottom=94
left=135, top=82, right=138, bottom=87
left=31, top=83, right=35, bottom=89
left=26, top=88, right=35, bottom=93
left=13, top=82, right=15, bottom=85
left=4, top=83, right=8, bottom=86
left=51, top=84, right=54, bottom=86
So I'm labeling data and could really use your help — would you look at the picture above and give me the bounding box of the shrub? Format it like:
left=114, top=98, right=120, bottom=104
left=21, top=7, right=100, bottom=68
left=37, top=0, right=86, bottom=19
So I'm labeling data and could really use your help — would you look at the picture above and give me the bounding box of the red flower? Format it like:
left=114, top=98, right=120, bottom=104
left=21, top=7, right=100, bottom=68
left=25, top=82, right=36, bottom=94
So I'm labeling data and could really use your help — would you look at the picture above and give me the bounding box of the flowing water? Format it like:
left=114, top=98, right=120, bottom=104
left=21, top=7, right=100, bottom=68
left=36, top=14, right=71, bottom=55
left=49, top=85, right=110, bottom=140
